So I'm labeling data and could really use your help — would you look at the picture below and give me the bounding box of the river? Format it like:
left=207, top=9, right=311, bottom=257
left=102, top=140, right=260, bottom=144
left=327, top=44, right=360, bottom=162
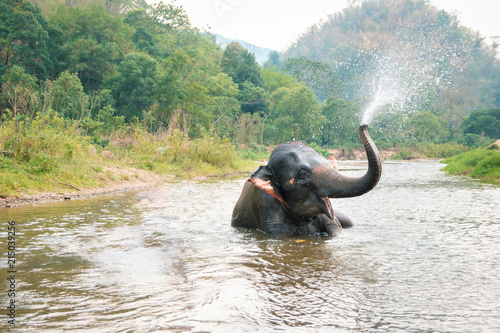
left=2, top=160, right=499, bottom=332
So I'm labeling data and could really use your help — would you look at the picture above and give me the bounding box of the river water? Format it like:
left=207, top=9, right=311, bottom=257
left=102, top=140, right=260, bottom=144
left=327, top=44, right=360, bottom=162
left=2, top=160, right=499, bottom=332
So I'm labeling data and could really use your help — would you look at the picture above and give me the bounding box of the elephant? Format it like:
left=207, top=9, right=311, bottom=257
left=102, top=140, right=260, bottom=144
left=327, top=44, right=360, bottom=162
left=231, top=124, right=382, bottom=237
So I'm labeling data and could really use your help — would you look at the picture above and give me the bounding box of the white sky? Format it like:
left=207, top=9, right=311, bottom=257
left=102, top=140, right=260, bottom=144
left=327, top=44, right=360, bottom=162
left=158, top=0, right=500, bottom=51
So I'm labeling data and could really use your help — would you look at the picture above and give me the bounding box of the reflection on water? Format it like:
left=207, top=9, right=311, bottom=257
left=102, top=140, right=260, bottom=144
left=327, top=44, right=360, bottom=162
left=2, top=161, right=500, bottom=332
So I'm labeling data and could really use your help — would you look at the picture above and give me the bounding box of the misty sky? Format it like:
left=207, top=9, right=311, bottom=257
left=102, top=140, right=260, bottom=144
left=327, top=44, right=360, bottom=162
left=160, top=0, right=500, bottom=51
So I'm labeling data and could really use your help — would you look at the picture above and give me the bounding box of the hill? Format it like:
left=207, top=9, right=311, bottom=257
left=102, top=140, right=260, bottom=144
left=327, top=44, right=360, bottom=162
left=281, top=0, right=500, bottom=133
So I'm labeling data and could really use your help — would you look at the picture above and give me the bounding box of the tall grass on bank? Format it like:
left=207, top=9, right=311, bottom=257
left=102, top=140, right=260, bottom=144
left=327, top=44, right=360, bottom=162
left=0, top=112, right=255, bottom=198
left=0, top=112, right=105, bottom=197
left=442, top=146, right=500, bottom=184
left=108, top=127, right=255, bottom=178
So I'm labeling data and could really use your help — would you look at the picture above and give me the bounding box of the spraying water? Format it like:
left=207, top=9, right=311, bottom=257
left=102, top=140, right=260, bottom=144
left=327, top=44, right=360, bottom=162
left=361, top=72, right=403, bottom=125
left=359, top=50, right=448, bottom=126
left=360, top=53, right=408, bottom=125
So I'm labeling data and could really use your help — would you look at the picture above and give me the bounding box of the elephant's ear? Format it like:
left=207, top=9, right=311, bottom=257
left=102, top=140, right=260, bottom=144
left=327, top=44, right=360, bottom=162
left=249, top=166, right=287, bottom=207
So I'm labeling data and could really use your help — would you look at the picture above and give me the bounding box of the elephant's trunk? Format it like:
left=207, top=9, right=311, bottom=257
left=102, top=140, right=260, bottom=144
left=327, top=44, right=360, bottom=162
left=321, top=124, right=382, bottom=198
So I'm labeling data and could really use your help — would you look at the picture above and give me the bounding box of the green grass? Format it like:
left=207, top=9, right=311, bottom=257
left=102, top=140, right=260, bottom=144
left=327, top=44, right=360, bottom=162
left=0, top=113, right=256, bottom=198
left=442, top=146, right=500, bottom=184
left=104, top=128, right=257, bottom=179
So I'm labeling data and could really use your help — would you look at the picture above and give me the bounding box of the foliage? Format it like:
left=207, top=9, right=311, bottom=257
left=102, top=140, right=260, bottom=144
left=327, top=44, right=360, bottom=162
left=269, top=85, right=324, bottom=142
left=106, top=52, right=157, bottom=121
left=124, top=9, right=158, bottom=55
left=152, top=50, right=212, bottom=134
left=30, top=0, right=149, bottom=16
left=221, top=42, right=265, bottom=88
left=50, top=70, right=87, bottom=119
left=79, top=105, right=125, bottom=146
left=150, top=0, right=190, bottom=32
left=48, top=5, right=134, bottom=90
left=261, top=67, right=300, bottom=93
left=1, top=65, right=39, bottom=117
left=233, top=113, right=266, bottom=145
left=443, top=148, right=500, bottom=184
left=205, top=73, right=241, bottom=137
left=461, top=109, right=500, bottom=139
left=264, top=51, right=282, bottom=70
left=103, top=127, right=254, bottom=178
left=0, top=0, right=52, bottom=81
left=221, top=42, right=268, bottom=114
left=457, top=133, right=494, bottom=149
left=407, top=111, right=449, bottom=141
left=282, top=57, right=341, bottom=102
left=0, top=112, right=254, bottom=197
left=321, top=98, right=359, bottom=147
left=0, top=111, right=84, bottom=164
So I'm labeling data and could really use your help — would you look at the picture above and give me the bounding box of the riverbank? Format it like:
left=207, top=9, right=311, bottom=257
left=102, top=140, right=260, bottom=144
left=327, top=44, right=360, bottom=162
left=0, top=164, right=262, bottom=208
left=0, top=165, right=164, bottom=208
left=0, top=148, right=383, bottom=208
left=2, top=142, right=496, bottom=208
left=442, top=143, right=500, bottom=185
left=0, top=115, right=259, bottom=207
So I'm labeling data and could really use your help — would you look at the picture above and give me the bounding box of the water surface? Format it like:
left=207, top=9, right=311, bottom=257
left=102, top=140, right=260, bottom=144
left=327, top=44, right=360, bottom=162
left=2, top=161, right=499, bottom=332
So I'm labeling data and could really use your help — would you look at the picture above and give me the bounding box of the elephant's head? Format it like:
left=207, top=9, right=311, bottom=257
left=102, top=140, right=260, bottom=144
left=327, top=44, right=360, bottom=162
left=250, top=125, right=382, bottom=220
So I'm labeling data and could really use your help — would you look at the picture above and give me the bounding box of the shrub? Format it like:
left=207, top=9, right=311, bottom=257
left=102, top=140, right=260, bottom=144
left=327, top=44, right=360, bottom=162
left=0, top=111, right=89, bottom=166
left=443, top=149, right=500, bottom=183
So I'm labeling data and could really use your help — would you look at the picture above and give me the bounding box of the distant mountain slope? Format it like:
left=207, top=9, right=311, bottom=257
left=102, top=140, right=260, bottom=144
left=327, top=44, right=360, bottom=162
left=215, top=34, right=272, bottom=65
left=282, top=0, right=500, bottom=125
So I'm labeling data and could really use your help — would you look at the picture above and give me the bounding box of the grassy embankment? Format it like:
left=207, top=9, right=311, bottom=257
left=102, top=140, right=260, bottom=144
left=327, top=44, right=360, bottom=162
left=0, top=112, right=258, bottom=199
left=442, top=144, right=500, bottom=184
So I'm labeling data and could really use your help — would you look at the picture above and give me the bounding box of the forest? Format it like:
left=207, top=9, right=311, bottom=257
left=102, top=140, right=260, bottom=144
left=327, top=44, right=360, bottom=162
left=0, top=0, right=499, bottom=196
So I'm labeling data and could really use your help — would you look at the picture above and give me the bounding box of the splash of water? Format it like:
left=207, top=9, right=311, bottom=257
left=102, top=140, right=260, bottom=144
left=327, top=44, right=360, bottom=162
left=361, top=75, right=403, bottom=125
left=358, top=47, right=453, bottom=127
left=360, top=54, right=406, bottom=125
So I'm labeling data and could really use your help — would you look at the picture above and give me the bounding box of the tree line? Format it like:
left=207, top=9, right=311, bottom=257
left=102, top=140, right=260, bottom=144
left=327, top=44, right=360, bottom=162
left=1, top=0, right=499, bottom=153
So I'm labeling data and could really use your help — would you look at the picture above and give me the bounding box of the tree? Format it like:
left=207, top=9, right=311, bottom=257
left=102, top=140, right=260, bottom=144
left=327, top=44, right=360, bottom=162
left=261, top=67, right=300, bottom=94
left=152, top=50, right=211, bottom=134
left=124, top=9, right=158, bottom=55
left=107, top=52, right=157, bottom=121
left=269, top=85, right=323, bottom=143
left=461, top=109, right=500, bottom=138
left=221, top=42, right=266, bottom=89
left=205, top=73, right=240, bottom=137
left=30, top=0, right=149, bottom=16
left=50, top=70, right=87, bottom=119
left=49, top=5, right=134, bottom=91
left=263, top=51, right=282, bottom=70
left=150, top=0, right=191, bottom=32
left=237, top=81, right=268, bottom=114
left=0, top=0, right=52, bottom=81
left=282, top=57, right=342, bottom=102
left=1, top=65, right=39, bottom=117
left=408, top=111, right=448, bottom=141
left=321, top=98, right=359, bottom=147
left=221, top=42, right=268, bottom=114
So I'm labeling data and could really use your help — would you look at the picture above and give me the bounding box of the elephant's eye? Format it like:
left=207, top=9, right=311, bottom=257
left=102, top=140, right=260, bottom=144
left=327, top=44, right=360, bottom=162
left=297, top=169, right=311, bottom=184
